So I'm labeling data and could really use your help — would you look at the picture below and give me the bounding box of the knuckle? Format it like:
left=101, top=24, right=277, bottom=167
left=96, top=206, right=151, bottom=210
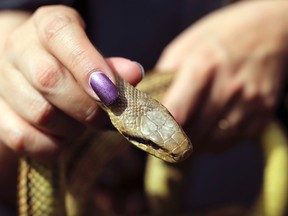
left=35, top=5, right=80, bottom=20
left=34, top=5, right=53, bottom=15
left=69, top=47, right=89, bottom=70
left=35, top=5, right=81, bottom=42
left=42, top=15, right=72, bottom=42
left=33, top=60, right=63, bottom=91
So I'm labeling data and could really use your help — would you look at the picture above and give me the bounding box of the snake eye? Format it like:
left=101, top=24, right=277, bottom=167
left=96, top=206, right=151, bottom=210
left=170, top=153, right=181, bottom=162
left=171, top=153, right=177, bottom=158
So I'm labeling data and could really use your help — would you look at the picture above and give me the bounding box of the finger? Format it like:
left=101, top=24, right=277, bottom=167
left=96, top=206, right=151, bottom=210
left=240, top=111, right=272, bottom=140
left=161, top=48, right=218, bottom=125
left=210, top=100, right=261, bottom=150
left=155, top=25, right=200, bottom=72
left=33, top=6, right=119, bottom=103
left=0, top=96, right=62, bottom=158
left=13, top=47, right=144, bottom=126
left=12, top=43, right=101, bottom=126
left=192, top=74, right=242, bottom=141
left=106, top=57, right=144, bottom=86
left=0, top=63, right=84, bottom=138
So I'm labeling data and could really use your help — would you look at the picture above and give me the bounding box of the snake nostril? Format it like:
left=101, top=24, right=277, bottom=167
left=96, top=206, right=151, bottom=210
left=181, top=148, right=192, bottom=160
left=171, top=148, right=192, bottom=162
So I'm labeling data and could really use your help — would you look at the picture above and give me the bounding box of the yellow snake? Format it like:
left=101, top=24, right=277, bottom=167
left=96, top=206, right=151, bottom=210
left=18, top=71, right=192, bottom=215
left=18, top=71, right=287, bottom=215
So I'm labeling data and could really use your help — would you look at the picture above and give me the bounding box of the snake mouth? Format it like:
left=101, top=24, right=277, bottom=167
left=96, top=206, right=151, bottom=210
left=122, top=132, right=166, bottom=152
left=121, top=132, right=191, bottom=163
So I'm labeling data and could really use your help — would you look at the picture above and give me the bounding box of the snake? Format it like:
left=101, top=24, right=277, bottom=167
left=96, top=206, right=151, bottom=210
left=17, top=71, right=287, bottom=216
left=18, top=71, right=192, bottom=216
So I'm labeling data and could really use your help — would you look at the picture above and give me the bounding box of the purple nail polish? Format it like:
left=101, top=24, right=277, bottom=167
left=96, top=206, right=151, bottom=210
left=89, top=72, right=119, bottom=105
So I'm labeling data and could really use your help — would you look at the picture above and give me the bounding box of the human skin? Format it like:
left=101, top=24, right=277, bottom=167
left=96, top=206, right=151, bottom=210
left=2, top=1, right=287, bottom=161
left=0, top=7, right=143, bottom=205
left=156, top=1, right=288, bottom=151
left=0, top=6, right=143, bottom=159
left=0, top=0, right=288, bottom=207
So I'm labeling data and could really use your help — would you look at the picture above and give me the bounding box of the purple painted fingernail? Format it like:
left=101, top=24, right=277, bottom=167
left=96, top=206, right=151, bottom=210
left=89, top=72, right=119, bottom=105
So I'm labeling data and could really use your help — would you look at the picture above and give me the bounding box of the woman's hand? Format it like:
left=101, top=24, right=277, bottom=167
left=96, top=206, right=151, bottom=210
left=0, top=5, right=143, bottom=158
left=156, top=1, right=288, bottom=151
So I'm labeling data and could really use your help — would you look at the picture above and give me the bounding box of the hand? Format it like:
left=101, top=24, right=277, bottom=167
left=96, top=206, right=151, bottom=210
left=156, top=1, right=288, bottom=151
left=0, top=5, right=143, bottom=158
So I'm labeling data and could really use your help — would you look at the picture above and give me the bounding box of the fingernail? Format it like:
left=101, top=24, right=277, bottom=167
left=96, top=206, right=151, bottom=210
left=89, top=72, right=119, bottom=105
left=134, top=62, right=145, bottom=79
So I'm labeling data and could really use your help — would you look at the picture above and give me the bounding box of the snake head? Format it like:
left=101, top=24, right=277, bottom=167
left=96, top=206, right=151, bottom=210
left=105, top=76, right=192, bottom=163
left=121, top=108, right=192, bottom=163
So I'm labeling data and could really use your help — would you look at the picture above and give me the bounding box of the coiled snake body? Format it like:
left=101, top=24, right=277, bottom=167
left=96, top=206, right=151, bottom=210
left=18, top=71, right=287, bottom=216
left=18, top=71, right=192, bottom=216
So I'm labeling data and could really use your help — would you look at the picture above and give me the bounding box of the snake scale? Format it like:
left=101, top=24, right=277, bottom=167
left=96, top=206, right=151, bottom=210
left=18, top=71, right=287, bottom=216
left=18, top=71, right=192, bottom=216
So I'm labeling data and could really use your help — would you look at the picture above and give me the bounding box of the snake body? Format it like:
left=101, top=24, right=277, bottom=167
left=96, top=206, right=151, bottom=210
left=18, top=71, right=192, bottom=216
left=18, top=71, right=288, bottom=216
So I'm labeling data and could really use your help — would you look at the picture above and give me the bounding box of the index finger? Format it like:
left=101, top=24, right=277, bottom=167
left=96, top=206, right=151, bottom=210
left=33, top=6, right=116, bottom=101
